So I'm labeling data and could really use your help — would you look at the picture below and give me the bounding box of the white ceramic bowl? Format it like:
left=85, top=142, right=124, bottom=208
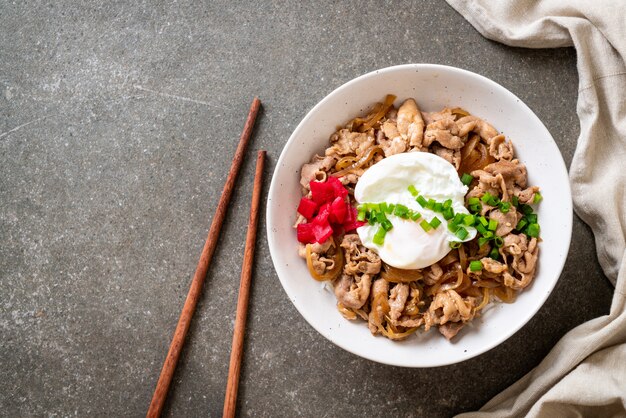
left=267, top=64, right=572, bottom=367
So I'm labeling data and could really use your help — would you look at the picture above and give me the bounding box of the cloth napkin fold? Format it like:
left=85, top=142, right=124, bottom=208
left=444, top=1, right=626, bottom=416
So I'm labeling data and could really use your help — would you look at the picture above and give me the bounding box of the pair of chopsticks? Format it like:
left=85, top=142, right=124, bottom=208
left=147, top=98, right=264, bottom=418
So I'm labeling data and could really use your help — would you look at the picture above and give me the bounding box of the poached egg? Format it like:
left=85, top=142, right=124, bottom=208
left=355, top=152, right=476, bottom=269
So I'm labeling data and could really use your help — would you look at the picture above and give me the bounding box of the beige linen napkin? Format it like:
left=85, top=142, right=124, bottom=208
left=444, top=1, right=626, bottom=416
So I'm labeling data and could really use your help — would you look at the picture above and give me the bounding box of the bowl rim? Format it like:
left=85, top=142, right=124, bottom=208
left=266, top=63, right=573, bottom=367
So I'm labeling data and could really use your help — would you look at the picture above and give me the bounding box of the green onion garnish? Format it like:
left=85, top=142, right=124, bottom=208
left=420, top=220, right=432, bottom=232
left=379, top=202, right=388, bottom=214
left=443, top=199, right=453, bottom=210
left=512, top=196, right=519, bottom=207
left=387, top=203, right=395, bottom=214
left=410, top=211, right=421, bottom=221
left=449, top=241, right=462, bottom=249
left=469, top=260, right=483, bottom=271
left=483, top=231, right=494, bottom=239
left=416, top=195, right=428, bottom=207
left=493, top=236, right=504, bottom=247
left=526, top=213, right=538, bottom=224
left=455, top=227, right=469, bottom=240
left=452, top=213, right=465, bottom=225
left=463, top=214, right=475, bottom=226
left=489, top=247, right=500, bottom=260
left=381, top=219, right=393, bottom=231
left=433, top=202, right=443, bottom=213
left=442, top=207, right=454, bottom=220
left=520, top=204, right=533, bottom=215
left=393, top=204, right=409, bottom=218
left=527, top=223, right=540, bottom=237
left=478, top=216, right=488, bottom=227
left=481, top=192, right=493, bottom=204
left=408, top=185, right=419, bottom=197
left=426, top=199, right=436, bottom=210
left=469, top=204, right=481, bottom=214
left=499, top=201, right=511, bottom=213
left=368, top=210, right=377, bottom=225
left=460, top=173, right=474, bottom=186
left=430, top=217, right=442, bottom=229
left=487, top=195, right=500, bottom=206
left=476, top=224, right=488, bottom=235
left=488, top=218, right=498, bottom=231
left=373, top=226, right=387, bottom=245
left=357, top=208, right=366, bottom=221
left=533, top=192, right=543, bottom=204
left=478, top=237, right=490, bottom=247
left=468, top=197, right=480, bottom=206
left=516, top=218, right=528, bottom=231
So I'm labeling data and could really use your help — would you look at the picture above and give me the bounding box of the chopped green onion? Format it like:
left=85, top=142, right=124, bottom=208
left=376, top=211, right=388, bottom=224
left=379, top=202, right=388, bottom=214
left=368, top=210, right=377, bottom=225
left=430, top=217, right=442, bottom=229
left=487, top=195, right=500, bottom=206
left=387, top=203, right=396, bottom=214
left=478, top=237, right=490, bottom=247
left=468, top=197, right=481, bottom=206
left=443, top=199, right=453, bottom=210
left=410, top=211, right=421, bottom=221
left=373, top=226, right=387, bottom=245
left=520, top=204, right=533, bottom=215
left=393, top=204, right=409, bottom=218
left=469, top=260, right=483, bottom=271
left=493, top=236, right=504, bottom=247
left=476, top=224, right=488, bottom=235
left=488, top=218, right=498, bottom=231
left=499, top=201, right=511, bottom=213
left=455, top=227, right=469, bottom=240
left=408, top=185, right=419, bottom=197
left=416, top=195, right=428, bottom=207
left=526, top=213, right=538, bottom=224
left=420, top=220, right=433, bottom=232
left=533, top=192, right=543, bottom=204
left=448, top=223, right=459, bottom=233
left=516, top=218, right=528, bottom=231
left=426, top=199, right=436, bottom=210
left=489, top=247, right=500, bottom=260
left=449, top=241, right=462, bottom=249
left=512, top=196, right=519, bottom=207
left=463, top=214, right=475, bottom=226
left=469, top=204, right=481, bottom=213
left=482, top=231, right=494, bottom=239
left=381, top=219, right=393, bottom=231
left=478, top=216, right=488, bottom=227
left=357, top=208, right=366, bottom=221
left=461, top=173, right=474, bottom=186
left=452, top=213, right=465, bottom=225
left=481, top=192, right=493, bottom=204
left=442, top=207, right=454, bottom=220
left=527, top=223, right=540, bottom=237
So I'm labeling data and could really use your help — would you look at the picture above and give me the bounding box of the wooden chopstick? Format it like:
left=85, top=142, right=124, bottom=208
left=147, top=98, right=261, bottom=418
left=222, top=150, right=265, bottom=418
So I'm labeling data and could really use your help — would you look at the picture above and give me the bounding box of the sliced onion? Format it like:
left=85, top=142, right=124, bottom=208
left=494, top=286, right=517, bottom=303
left=331, top=146, right=383, bottom=178
left=352, top=94, right=397, bottom=133
left=381, top=264, right=423, bottom=283
left=475, top=287, right=491, bottom=311
left=335, top=155, right=357, bottom=171
left=305, top=237, right=344, bottom=281
left=337, top=302, right=357, bottom=320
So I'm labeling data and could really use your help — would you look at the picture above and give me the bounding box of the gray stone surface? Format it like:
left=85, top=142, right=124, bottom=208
left=0, top=1, right=614, bottom=417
